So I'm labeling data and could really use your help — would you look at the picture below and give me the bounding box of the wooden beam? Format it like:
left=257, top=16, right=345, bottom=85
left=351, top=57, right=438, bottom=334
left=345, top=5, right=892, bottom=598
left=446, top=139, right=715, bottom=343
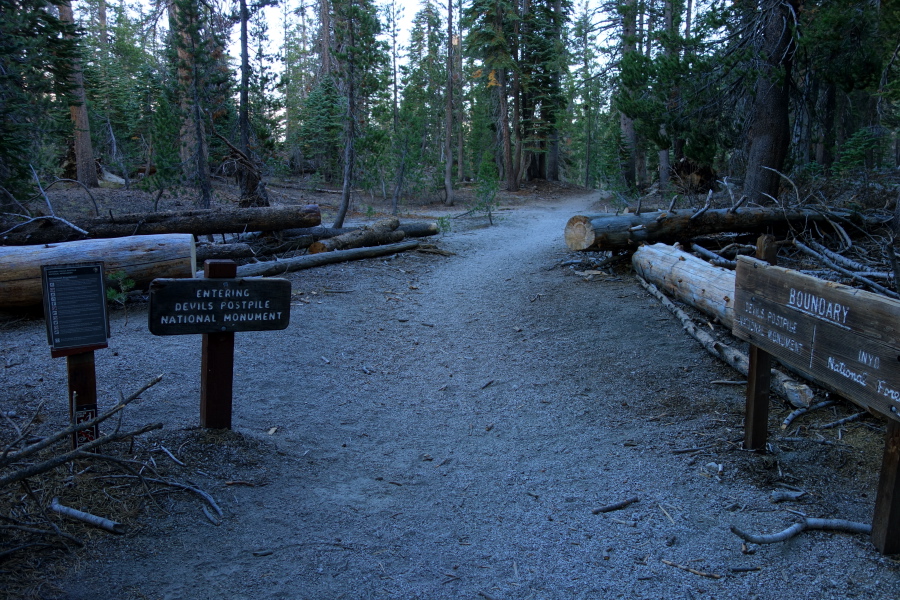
left=872, top=419, right=900, bottom=554
left=200, top=260, right=236, bottom=429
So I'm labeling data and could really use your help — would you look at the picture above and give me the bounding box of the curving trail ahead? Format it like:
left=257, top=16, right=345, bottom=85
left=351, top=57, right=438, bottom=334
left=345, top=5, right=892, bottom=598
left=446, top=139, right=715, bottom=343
left=51, top=195, right=897, bottom=600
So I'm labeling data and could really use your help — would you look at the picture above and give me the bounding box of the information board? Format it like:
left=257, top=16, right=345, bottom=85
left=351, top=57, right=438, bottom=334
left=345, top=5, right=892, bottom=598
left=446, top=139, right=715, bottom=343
left=148, top=277, right=291, bottom=335
left=41, top=262, right=110, bottom=351
left=733, top=256, right=900, bottom=421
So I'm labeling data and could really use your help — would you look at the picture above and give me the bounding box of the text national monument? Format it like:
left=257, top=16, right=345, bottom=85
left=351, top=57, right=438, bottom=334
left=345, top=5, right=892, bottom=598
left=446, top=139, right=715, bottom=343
left=148, top=260, right=291, bottom=429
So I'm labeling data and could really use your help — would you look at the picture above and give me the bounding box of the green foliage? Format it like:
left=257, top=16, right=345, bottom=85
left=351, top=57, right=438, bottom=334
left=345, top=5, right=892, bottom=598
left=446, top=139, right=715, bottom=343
left=297, top=76, right=345, bottom=182
left=474, top=149, right=499, bottom=224
left=0, top=0, right=78, bottom=200
left=105, top=270, right=135, bottom=306
left=833, top=128, right=881, bottom=174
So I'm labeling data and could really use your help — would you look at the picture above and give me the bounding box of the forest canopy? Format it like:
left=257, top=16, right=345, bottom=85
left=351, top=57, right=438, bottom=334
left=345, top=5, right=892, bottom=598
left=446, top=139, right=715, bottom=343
left=1, top=0, right=899, bottom=213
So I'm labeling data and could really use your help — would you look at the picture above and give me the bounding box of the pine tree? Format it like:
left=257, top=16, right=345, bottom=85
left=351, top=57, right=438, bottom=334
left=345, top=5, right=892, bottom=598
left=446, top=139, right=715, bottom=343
left=0, top=0, right=79, bottom=202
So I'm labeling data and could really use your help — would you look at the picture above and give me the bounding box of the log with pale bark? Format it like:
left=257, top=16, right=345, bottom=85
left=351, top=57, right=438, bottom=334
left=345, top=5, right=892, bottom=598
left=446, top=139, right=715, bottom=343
left=636, top=275, right=814, bottom=409
left=1, top=205, right=321, bottom=245
left=307, top=218, right=403, bottom=254
left=632, top=243, right=736, bottom=328
left=0, top=234, right=195, bottom=308
left=564, top=207, right=830, bottom=252
left=229, top=240, right=420, bottom=278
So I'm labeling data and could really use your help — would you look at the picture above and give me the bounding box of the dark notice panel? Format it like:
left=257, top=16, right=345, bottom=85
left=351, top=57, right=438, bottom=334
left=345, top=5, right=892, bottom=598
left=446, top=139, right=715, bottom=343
left=42, top=262, right=110, bottom=351
left=148, top=278, right=291, bottom=335
left=733, top=256, right=900, bottom=422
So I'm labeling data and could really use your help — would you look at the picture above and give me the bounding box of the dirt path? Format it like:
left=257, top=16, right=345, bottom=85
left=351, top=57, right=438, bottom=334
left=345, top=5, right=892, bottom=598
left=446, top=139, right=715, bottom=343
left=2, top=195, right=898, bottom=598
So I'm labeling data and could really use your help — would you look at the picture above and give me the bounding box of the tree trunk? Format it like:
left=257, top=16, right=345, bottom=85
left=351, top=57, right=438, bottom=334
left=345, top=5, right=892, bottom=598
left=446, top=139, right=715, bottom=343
left=234, top=240, right=420, bottom=278
left=308, top=217, right=401, bottom=253
left=333, top=2, right=356, bottom=228
left=633, top=243, right=735, bottom=328
left=443, top=0, right=454, bottom=206
left=564, top=207, right=832, bottom=252
left=744, top=0, right=799, bottom=205
left=619, top=0, right=638, bottom=189
left=633, top=250, right=814, bottom=408
left=0, top=235, right=196, bottom=308
left=1, top=205, right=322, bottom=245
left=497, top=68, right=516, bottom=192
left=58, top=1, right=98, bottom=189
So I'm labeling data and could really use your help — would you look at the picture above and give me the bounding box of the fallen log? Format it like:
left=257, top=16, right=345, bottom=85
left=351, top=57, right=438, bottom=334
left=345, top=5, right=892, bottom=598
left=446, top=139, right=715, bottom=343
left=636, top=275, right=814, bottom=408
left=564, top=207, right=829, bottom=252
left=278, top=221, right=438, bottom=242
left=399, top=222, right=440, bottom=237
left=228, top=240, right=421, bottom=278
left=196, top=242, right=255, bottom=262
left=0, top=234, right=195, bottom=308
left=308, top=218, right=402, bottom=254
left=633, top=243, right=736, bottom=328
left=1, top=205, right=321, bottom=245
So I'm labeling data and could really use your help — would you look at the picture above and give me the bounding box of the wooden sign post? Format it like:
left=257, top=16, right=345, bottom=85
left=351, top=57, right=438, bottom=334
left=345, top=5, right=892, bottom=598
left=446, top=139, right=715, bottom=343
left=41, top=262, right=111, bottom=448
left=733, top=255, right=900, bottom=554
left=148, top=260, right=290, bottom=429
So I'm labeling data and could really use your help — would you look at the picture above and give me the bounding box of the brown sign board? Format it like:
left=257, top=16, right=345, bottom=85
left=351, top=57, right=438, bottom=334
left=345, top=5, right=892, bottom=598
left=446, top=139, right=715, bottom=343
left=733, top=256, right=900, bottom=421
left=148, top=278, right=291, bottom=336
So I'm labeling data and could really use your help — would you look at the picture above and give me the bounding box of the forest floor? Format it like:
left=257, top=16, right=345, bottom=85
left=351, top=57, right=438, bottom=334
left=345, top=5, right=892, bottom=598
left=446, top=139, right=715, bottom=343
left=2, top=181, right=900, bottom=599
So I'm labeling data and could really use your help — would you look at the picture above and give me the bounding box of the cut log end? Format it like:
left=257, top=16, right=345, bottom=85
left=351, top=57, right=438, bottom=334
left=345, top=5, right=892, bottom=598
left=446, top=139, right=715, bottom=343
left=564, top=215, right=597, bottom=251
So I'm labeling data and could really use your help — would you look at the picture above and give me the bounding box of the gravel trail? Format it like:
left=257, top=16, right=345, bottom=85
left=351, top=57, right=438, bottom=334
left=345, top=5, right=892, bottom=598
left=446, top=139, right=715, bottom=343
left=2, top=195, right=897, bottom=598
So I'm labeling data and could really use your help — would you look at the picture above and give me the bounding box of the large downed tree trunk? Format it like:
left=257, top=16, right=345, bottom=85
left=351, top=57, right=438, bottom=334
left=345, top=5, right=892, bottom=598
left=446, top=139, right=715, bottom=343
left=632, top=242, right=735, bottom=328
left=633, top=243, right=815, bottom=408
left=307, top=218, right=403, bottom=254
left=0, top=234, right=195, bottom=308
left=565, top=208, right=829, bottom=252
left=195, top=242, right=255, bottom=262
left=1, top=205, right=321, bottom=246
left=228, top=240, right=421, bottom=278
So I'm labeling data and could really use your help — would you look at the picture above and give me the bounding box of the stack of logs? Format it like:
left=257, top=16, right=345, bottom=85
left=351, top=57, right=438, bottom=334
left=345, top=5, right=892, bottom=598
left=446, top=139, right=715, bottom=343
left=564, top=204, right=897, bottom=409
left=0, top=205, right=440, bottom=309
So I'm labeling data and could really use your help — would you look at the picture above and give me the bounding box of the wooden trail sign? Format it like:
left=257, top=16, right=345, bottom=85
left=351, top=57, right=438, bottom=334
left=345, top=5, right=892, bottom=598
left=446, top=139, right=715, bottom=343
left=733, top=256, right=900, bottom=421
left=148, top=260, right=291, bottom=429
left=148, top=278, right=290, bottom=335
left=734, top=255, right=900, bottom=554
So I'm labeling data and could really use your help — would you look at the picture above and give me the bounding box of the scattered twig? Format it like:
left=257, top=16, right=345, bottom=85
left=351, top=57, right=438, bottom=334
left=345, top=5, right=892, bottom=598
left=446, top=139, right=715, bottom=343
left=0, top=214, right=89, bottom=238
left=668, top=195, right=678, bottom=212
left=49, top=497, right=126, bottom=534
left=661, top=559, right=722, bottom=579
left=691, top=243, right=736, bottom=268
left=770, top=490, right=807, bottom=503
left=794, top=240, right=899, bottom=299
left=0, top=422, right=163, bottom=487
left=689, top=190, right=713, bottom=221
left=592, top=496, right=639, bottom=514
left=781, top=400, right=835, bottom=430
left=155, top=444, right=185, bottom=466
left=0, top=374, right=163, bottom=468
left=30, top=164, right=54, bottom=216
left=727, top=196, right=748, bottom=214
left=813, top=412, right=866, bottom=430
left=730, top=518, right=871, bottom=545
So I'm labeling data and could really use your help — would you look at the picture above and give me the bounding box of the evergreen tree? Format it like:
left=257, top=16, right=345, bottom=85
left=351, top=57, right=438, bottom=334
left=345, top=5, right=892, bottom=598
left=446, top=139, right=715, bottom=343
left=0, top=0, right=79, bottom=202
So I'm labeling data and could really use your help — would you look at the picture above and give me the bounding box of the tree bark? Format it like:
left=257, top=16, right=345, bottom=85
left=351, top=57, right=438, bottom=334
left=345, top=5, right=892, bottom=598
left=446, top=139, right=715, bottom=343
left=233, top=240, right=420, bottom=277
left=1, top=205, right=322, bottom=245
left=58, top=1, right=99, bottom=189
left=744, top=0, right=799, bottom=204
left=0, top=234, right=196, bottom=308
left=564, top=207, right=830, bottom=252
left=443, top=0, right=454, bottom=206
left=307, top=217, right=403, bottom=253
